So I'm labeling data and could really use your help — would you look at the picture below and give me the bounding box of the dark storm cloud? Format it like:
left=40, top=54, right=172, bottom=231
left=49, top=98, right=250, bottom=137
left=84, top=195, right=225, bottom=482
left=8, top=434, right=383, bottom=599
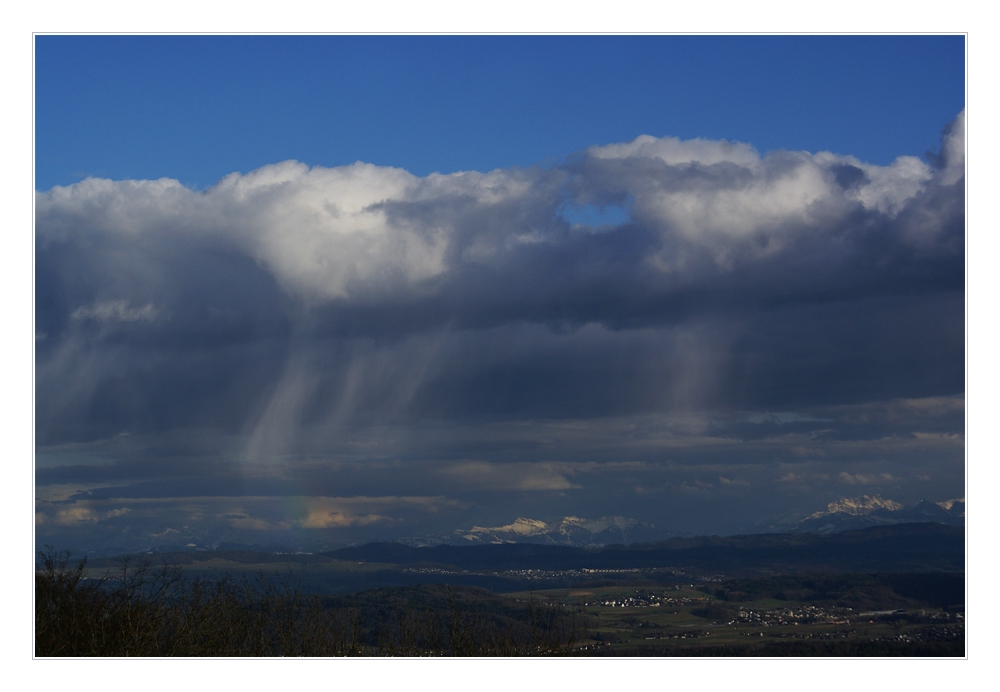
left=35, top=114, right=965, bottom=548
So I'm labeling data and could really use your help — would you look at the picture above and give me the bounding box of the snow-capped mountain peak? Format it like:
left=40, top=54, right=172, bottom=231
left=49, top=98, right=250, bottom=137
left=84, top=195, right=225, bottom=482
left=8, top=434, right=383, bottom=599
left=935, top=498, right=965, bottom=513
left=450, top=516, right=653, bottom=546
left=465, top=517, right=549, bottom=538
left=808, top=495, right=903, bottom=519
left=793, top=495, right=964, bottom=535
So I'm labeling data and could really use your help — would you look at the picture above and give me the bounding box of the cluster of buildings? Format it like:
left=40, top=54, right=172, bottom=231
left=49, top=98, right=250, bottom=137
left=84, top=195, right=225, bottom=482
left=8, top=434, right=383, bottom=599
left=731, top=605, right=853, bottom=627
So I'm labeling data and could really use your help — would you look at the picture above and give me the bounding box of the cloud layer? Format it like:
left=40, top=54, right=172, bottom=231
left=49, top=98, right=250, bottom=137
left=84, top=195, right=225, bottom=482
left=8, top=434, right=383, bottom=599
left=35, top=113, right=965, bottom=550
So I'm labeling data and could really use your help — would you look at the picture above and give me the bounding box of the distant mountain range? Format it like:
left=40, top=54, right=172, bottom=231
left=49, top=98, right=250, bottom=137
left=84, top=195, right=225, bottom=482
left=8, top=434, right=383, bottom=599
left=417, top=515, right=659, bottom=547
left=395, top=496, right=965, bottom=549
left=70, top=494, right=966, bottom=558
left=328, top=522, right=964, bottom=576
left=791, top=495, right=964, bottom=535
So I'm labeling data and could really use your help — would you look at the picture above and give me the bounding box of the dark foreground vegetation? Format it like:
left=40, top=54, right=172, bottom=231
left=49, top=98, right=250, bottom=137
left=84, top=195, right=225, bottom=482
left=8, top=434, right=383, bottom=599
left=36, top=527, right=965, bottom=657
left=584, top=640, right=965, bottom=657
left=35, top=548, right=578, bottom=656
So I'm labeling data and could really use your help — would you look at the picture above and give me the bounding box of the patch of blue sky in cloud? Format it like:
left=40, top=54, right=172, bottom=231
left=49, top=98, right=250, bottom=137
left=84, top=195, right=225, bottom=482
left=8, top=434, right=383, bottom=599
left=559, top=202, right=631, bottom=228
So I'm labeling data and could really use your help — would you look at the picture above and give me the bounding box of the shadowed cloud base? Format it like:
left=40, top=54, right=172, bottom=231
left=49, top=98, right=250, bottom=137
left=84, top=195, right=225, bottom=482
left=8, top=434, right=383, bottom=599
left=35, top=113, right=965, bottom=552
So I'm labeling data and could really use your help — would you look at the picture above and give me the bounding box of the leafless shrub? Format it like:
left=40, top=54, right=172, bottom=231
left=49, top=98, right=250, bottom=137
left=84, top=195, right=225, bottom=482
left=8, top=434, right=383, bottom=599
left=36, top=548, right=578, bottom=657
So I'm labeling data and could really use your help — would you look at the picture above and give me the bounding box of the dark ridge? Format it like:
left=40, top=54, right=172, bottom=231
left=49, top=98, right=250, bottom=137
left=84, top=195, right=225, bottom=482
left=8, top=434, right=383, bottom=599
left=71, top=522, right=963, bottom=579
left=323, top=523, right=963, bottom=574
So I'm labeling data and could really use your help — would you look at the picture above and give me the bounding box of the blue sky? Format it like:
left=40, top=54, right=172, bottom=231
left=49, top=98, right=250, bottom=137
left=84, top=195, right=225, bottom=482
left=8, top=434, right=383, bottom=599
left=36, top=35, right=964, bottom=191
left=34, top=35, right=966, bottom=553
